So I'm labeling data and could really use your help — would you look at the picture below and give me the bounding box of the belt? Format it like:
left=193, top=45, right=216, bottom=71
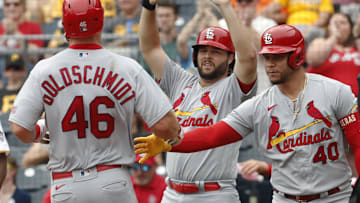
left=275, top=187, right=340, bottom=202
left=52, top=165, right=121, bottom=180
left=168, top=179, right=221, bottom=194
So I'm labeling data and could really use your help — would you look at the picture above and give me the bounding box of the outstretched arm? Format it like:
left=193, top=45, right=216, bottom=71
left=212, top=0, right=257, bottom=85
left=139, top=0, right=167, bottom=80
left=134, top=121, right=242, bottom=163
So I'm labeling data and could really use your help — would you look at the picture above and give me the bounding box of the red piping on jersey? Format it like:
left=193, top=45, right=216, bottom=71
left=238, top=78, right=256, bottom=94
left=171, top=121, right=242, bottom=153
left=69, top=44, right=103, bottom=49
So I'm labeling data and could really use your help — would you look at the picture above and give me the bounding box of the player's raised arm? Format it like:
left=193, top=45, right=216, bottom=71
left=139, top=0, right=167, bottom=80
left=212, top=0, right=257, bottom=84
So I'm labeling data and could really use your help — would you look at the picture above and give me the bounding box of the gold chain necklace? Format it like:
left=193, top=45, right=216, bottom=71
left=293, top=74, right=308, bottom=121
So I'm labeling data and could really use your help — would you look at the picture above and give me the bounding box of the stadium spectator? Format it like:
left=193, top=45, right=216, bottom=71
left=177, top=0, right=219, bottom=73
left=0, top=0, right=44, bottom=49
left=0, top=155, right=31, bottom=203
left=131, top=155, right=166, bottom=203
left=307, top=13, right=360, bottom=96
left=0, top=121, right=10, bottom=188
left=260, top=0, right=334, bottom=46
left=139, top=0, right=184, bottom=76
left=103, top=0, right=141, bottom=47
left=0, top=54, right=27, bottom=114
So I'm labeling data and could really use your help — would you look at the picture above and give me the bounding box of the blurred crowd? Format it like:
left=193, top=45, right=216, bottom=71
left=0, top=0, right=360, bottom=202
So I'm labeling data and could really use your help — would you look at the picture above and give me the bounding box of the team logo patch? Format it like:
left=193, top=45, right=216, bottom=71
left=206, top=29, right=214, bottom=40
left=80, top=21, right=88, bottom=32
left=264, top=33, right=272, bottom=44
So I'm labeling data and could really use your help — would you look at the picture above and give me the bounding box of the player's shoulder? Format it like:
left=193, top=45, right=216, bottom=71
left=308, top=73, right=350, bottom=89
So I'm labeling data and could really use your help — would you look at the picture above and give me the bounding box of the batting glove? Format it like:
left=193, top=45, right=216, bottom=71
left=134, top=134, right=172, bottom=164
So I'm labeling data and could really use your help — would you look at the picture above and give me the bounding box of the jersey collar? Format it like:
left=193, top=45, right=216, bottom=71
left=69, top=44, right=103, bottom=50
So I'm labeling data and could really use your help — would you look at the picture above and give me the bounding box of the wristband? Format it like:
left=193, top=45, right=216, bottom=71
left=34, top=119, right=47, bottom=143
left=167, top=127, right=184, bottom=146
left=142, top=0, right=156, bottom=10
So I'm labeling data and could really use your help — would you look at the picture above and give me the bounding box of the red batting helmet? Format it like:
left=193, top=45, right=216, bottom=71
left=192, top=27, right=235, bottom=68
left=62, top=0, right=104, bottom=38
left=257, top=24, right=305, bottom=69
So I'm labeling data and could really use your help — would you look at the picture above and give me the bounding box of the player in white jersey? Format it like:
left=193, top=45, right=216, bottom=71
left=135, top=24, right=360, bottom=203
left=8, top=0, right=182, bottom=202
left=0, top=122, right=9, bottom=188
left=139, top=0, right=257, bottom=202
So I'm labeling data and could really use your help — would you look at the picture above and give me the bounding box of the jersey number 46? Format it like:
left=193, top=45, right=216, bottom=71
left=61, top=96, right=114, bottom=138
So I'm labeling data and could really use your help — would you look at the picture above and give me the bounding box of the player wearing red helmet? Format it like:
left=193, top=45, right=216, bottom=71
left=138, top=0, right=257, bottom=202
left=136, top=24, right=360, bottom=202
left=8, top=0, right=182, bottom=202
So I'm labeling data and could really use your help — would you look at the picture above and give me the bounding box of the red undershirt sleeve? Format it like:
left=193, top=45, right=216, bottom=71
left=238, top=78, right=256, bottom=94
left=339, top=112, right=360, bottom=174
left=171, top=121, right=243, bottom=153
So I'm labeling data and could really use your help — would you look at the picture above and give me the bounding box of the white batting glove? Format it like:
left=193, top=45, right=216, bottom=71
left=34, top=119, right=47, bottom=143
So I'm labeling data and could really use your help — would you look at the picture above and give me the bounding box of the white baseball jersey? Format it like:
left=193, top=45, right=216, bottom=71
left=161, top=57, right=256, bottom=181
left=223, top=73, right=354, bottom=195
left=9, top=45, right=172, bottom=172
left=0, top=122, right=9, bottom=155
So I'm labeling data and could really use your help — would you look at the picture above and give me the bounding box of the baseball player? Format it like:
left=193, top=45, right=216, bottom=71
left=136, top=24, right=360, bottom=203
left=8, top=0, right=182, bottom=202
left=0, top=122, right=9, bottom=188
left=139, top=0, right=257, bottom=202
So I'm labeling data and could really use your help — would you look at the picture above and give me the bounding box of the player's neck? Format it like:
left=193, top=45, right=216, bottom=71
left=69, top=33, right=102, bottom=46
left=199, top=74, right=227, bottom=87
left=277, top=68, right=307, bottom=101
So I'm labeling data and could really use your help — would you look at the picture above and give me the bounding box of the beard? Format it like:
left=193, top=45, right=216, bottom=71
left=198, top=60, right=228, bottom=81
left=268, top=67, right=295, bottom=85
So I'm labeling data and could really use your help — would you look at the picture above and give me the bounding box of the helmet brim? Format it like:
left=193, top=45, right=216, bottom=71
left=257, top=46, right=296, bottom=55
left=192, top=41, right=235, bottom=53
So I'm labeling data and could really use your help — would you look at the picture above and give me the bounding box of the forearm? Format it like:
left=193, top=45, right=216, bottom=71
left=177, top=14, right=201, bottom=61
left=171, top=121, right=242, bottom=153
left=219, top=2, right=257, bottom=83
left=139, top=8, right=161, bottom=55
left=9, top=122, right=36, bottom=143
left=152, top=111, right=181, bottom=143
left=313, top=12, right=331, bottom=27
left=0, top=154, right=6, bottom=188
left=306, top=37, right=336, bottom=67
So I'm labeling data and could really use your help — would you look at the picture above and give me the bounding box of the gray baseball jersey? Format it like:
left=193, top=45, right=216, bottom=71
left=0, top=122, right=9, bottom=155
left=224, top=73, right=354, bottom=195
left=9, top=45, right=172, bottom=172
left=161, top=57, right=256, bottom=181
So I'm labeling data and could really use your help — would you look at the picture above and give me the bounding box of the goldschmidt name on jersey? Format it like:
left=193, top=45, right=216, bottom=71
left=41, top=65, right=135, bottom=105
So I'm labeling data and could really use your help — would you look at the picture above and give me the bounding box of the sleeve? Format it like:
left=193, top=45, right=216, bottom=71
left=319, top=0, right=334, bottom=13
left=8, top=67, right=44, bottom=131
left=28, top=23, right=44, bottom=47
left=334, top=84, right=357, bottom=120
left=223, top=97, right=255, bottom=137
left=335, top=84, right=360, bottom=174
left=160, top=57, right=194, bottom=98
left=134, top=66, right=173, bottom=128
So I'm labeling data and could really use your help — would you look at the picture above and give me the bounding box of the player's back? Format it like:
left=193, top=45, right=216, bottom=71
left=33, top=45, right=144, bottom=172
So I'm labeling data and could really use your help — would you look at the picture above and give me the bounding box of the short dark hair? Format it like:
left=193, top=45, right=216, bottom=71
left=157, top=0, right=178, bottom=15
left=5, top=54, right=25, bottom=71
